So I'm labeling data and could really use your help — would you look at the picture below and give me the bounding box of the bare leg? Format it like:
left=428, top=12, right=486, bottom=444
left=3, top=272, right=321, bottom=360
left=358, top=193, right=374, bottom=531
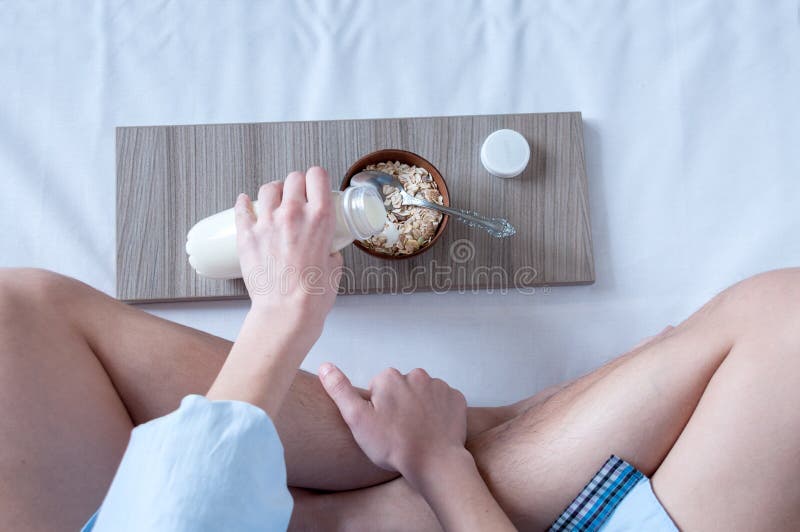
left=290, top=482, right=442, bottom=532
left=294, top=269, right=800, bottom=531
left=0, top=268, right=516, bottom=530
left=652, top=269, right=800, bottom=530
left=0, top=273, right=132, bottom=531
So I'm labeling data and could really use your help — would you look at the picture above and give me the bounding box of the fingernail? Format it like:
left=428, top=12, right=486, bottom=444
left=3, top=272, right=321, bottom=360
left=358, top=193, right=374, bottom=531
left=237, top=193, right=248, bottom=203
left=319, top=363, right=335, bottom=377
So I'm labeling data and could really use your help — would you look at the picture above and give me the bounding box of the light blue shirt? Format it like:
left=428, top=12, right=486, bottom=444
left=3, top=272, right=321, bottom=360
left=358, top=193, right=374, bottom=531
left=83, top=395, right=293, bottom=531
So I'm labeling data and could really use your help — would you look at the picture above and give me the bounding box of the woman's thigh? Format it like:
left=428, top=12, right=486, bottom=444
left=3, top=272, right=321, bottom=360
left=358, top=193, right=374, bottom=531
left=0, top=267, right=395, bottom=525
left=0, top=271, right=133, bottom=531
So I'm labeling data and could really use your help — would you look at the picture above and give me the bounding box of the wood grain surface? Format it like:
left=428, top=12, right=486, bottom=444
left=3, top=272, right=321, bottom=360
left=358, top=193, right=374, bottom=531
left=116, top=112, right=594, bottom=302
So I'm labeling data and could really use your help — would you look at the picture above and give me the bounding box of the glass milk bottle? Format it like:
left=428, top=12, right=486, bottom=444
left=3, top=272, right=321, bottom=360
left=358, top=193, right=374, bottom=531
left=186, top=185, right=386, bottom=279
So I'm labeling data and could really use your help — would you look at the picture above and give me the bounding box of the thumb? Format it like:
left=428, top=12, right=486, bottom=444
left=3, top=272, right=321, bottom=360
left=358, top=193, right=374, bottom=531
left=319, top=363, right=368, bottom=426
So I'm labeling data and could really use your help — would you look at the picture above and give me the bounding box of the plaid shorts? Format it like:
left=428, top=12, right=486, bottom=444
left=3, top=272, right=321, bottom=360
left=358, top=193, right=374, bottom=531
left=549, top=455, right=676, bottom=532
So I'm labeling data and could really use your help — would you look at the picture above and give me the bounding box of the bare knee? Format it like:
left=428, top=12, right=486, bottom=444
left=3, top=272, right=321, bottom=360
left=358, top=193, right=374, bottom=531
left=0, top=268, right=89, bottom=316
left=724, top=268, right=800, bottom=314
left=717, top=268, right=800, bottom=345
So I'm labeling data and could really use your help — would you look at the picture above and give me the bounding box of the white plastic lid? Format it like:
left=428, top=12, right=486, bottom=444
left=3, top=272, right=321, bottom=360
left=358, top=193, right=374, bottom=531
left=480, top=129, right=530, bottom=178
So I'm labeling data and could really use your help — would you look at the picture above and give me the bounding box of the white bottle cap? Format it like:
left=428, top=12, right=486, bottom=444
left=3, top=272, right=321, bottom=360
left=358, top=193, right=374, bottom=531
left=480, top=129, right=530, bottom=178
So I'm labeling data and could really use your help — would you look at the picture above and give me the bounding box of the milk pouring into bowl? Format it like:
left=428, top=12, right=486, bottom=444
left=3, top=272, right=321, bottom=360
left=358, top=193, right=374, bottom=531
left=186, top=185, right=386, bottom=279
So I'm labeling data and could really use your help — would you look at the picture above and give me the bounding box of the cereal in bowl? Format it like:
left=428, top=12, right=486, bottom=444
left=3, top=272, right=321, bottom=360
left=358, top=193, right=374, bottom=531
left=360, top=161, right=444, bottom=256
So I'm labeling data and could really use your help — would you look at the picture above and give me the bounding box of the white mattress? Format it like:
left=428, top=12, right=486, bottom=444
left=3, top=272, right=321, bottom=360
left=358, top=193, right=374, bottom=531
left=2, top=1, right=799, bottom=405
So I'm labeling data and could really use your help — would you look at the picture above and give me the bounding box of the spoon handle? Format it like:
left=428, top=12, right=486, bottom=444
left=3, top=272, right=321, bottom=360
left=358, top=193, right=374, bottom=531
left=412, top=199, right=516, bottom=238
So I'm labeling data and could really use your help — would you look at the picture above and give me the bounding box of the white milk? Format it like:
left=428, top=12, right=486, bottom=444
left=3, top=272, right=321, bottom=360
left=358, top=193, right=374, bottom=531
left=186, top=186, right=386, bottom=279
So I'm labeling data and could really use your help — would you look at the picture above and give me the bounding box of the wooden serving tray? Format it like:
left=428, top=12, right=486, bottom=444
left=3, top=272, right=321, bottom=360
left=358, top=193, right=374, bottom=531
left=116, top=112, right=594, bottom=303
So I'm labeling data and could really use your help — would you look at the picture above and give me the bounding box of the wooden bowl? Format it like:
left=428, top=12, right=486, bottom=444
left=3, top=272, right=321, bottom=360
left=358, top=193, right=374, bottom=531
left=341, top=149, right=450, bottom=260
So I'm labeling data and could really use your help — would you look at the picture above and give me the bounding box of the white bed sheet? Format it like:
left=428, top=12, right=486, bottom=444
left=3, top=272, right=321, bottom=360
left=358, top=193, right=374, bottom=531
left=2, top=1, right=799, bottom=405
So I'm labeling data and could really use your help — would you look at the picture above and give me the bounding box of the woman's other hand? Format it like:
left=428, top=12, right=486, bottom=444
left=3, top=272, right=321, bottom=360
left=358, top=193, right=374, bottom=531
left=318, top=364, right=468, bottom=485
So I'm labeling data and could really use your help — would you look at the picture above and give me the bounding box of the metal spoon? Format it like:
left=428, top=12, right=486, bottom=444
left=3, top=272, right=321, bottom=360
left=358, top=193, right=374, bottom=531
left=351, top=170, right=516, bottom=238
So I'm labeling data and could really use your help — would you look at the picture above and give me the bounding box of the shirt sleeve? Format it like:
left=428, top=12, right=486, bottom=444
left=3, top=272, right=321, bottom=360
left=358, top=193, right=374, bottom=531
left=88, top=395, right=293, bottom=532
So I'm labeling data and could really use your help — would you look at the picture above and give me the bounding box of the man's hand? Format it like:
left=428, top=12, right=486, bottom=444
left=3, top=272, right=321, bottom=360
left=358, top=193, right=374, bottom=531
left=318, top=364, right=467, bottom=484
left=235, top=167, right=342, bottom=325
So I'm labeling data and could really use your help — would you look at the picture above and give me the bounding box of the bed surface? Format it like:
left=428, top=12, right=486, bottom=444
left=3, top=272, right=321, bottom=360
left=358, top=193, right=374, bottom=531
left=2, top=1, right=799, bottom=404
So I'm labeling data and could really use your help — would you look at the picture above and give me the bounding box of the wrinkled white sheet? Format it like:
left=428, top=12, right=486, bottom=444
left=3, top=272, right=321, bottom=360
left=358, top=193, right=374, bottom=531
left=2, top=1, right=799, bottom=404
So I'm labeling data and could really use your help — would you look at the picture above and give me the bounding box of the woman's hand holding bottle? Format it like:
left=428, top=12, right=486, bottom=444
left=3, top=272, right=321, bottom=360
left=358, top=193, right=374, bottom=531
left=208, top=167, right=342, bottom=418
left=235, top=167, right=343, bottom=324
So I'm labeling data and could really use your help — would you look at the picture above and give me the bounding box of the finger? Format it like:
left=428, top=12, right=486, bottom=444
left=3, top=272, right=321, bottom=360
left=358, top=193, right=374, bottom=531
left=371, top=367, right=403, bottom=393
left=282, top=171, right=307, bottom=205
left=407, top=368, right=430, bottom=381
left=383, top=367, right=402, bottom=381
left=256, top=181, right=283, bottom=220
left=305, top=166, right=331, bottom=207
left=319, top=363, right=369, bottom=426
left=431, top=377, right=449, bottom=390
left=234, top=193, right=256, bottom=235
left=453, top=388, right=467, bottom=407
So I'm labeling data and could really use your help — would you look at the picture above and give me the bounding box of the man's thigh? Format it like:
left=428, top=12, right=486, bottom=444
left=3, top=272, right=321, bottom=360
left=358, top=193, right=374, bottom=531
left=652, top=269, right=800, bottom=531
left=467, top=291, right=736, bottom=530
